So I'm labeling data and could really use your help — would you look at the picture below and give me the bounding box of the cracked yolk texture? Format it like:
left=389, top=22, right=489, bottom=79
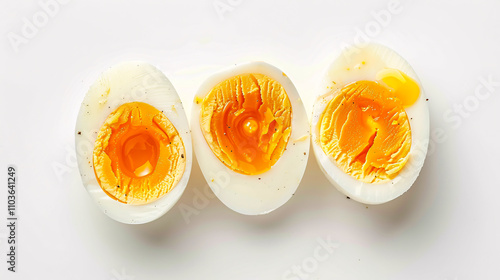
left=200, top=73, right=292, bottom=175
left=319, top=80, right=412, bottom=183
left=93, top=102, right=185, bottom=205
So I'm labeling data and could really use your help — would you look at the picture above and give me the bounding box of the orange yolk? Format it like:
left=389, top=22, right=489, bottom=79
left=200, top=73, right=292, bottom=175
left=319, top=81, right=412, bottom=183
left=120, top=127, right=158, bottom=177
left=93, top=102, right=185, bottom=205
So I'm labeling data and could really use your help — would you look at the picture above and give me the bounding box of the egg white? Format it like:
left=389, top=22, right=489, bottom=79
left=311, top=43, right=429, bottom=204
left=75, top=61, right=192, bottom=224
left=191, top=62, right=310, bottom=215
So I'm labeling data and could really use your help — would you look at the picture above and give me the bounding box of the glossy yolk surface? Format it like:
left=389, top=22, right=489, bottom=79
left=377, top=68, right=420, bottom=107
left=200, top=73, right=292, bottom=175
left=319, top=81, right=411, bottom=183
left=93, top=102, right=185, bottom=205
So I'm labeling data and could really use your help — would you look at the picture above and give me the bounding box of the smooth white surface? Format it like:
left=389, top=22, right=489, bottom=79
left=1, top=0, right=499, bottom=279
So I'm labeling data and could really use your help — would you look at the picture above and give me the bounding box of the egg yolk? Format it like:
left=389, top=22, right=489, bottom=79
left=93, top=102, right=185, bottom=205
left=199, top=73, right=292, bottom=175
left=377, top=68, right=420, bottom=107
left=319, top=80, right=412, bottom=183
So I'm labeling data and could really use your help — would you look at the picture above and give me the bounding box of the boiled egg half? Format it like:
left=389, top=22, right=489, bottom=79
left=191, top=62, right=310, bottom=215
left=311, top=44, right=429, bottom=204
left=75, top=61, right=192, bottom=224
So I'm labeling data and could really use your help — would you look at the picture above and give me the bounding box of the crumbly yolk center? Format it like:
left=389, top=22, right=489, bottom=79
left=93, top=102, right=186, bottom=205
left=319, top=78, right=414, bottom=183
left=119, top=127, right=159, bottom=178
left=199, top=73, right=292, bottom=175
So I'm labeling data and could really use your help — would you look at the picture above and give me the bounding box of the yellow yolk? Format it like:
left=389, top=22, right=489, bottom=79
left=200, top=73, right=292, bottom=175
left=93, top=102, right=185, bottom=205
left=319, top=81, right=411, bottom=183
left=377, top=68, right=420, bottom=107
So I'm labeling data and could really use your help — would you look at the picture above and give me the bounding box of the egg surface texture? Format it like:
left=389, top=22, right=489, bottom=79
left=192, top=62, right=309, bottom=215
left=75, top=61, right=192, bottom=224
left=311, top=44, right=429, bottom=204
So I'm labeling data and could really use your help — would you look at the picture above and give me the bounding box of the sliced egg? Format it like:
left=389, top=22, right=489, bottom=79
left=311, top=43, right=429, bottom=204
left=191, top=62, right=310, bottom=215
left=75, top=61, right=192, bottom=224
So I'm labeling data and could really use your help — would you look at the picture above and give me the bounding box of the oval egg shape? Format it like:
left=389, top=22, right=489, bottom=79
left=311, top=43, right=429, bottom=204
left=191, top=61, right=310, bottom=215
left=75, top=61, right=192, bottom=224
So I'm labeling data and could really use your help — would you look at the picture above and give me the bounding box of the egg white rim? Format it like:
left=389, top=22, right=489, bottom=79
left=75, top=61, right=192, bottom=224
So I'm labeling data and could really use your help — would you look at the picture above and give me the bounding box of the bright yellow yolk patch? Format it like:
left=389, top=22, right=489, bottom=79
left=93, top=102, right=185, bottom=205
left=319, top=81, right=411, bottom=183
left=200, top=73, right=292, bottom=175
left=377, top=68, right=420, bottom=107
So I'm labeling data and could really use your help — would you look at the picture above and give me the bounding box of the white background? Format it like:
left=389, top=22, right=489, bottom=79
left=1, top=0, right=499, bottom=279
